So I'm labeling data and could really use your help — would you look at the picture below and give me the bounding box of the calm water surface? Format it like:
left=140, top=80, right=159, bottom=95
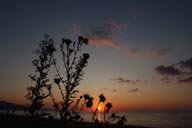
left=81, top=112, right=192, bottom=128
left=1, top=110, right=192, bottom=128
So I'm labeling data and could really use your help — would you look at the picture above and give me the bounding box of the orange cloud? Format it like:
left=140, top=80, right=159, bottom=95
left=88, top=36, right=140, bottom=57
left=71, top=21, right=167, bottom=58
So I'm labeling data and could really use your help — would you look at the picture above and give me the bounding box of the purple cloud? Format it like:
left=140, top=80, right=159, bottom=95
left=155, top=57, right=192, bottom=84
left=179, top=57, right=192, bottom=71
left=155, top=65, right=182, bottom=76
left=177, top=76, right=192, bottom=83
left=112, top=77, right=144, bottom=84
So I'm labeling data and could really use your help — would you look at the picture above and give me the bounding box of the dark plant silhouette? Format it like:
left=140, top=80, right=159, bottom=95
left=26, top=35, right=91, bottom=121
left=25, top=34, right=56, bottom=117
left=25, top=35, right=126, bottom=128
left=92, top=94, right=106, bottom=122
left=48, top=36, right=91, bottom=122
left=91, top=94, right=127, bottom=127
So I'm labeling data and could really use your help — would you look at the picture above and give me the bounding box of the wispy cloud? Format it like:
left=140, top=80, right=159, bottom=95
left=112, top=89, right=117, bottom=92
left=177, top=76, right=192, bottom=83
left=71, top=20, right=167, bottom=58
left=155, top=57, right=192, bottom=84
left=112, top=77, right=145, bottom=84
left=128, top=88, right=139, bottom=92
left=89, top=37, right=140, bottom=57
left=81, top=21, right=141, bottom=57
left=109, top=21, right=127, bottom=31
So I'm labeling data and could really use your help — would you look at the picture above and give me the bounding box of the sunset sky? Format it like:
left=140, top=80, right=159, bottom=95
left=0, top=0, right=192, bottom=112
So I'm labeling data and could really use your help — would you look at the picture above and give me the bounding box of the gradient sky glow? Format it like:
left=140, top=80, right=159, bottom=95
left=0, top=0, right=192, bottom=112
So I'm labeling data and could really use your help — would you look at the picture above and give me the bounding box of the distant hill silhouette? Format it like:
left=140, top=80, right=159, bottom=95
left=0, top=101, right=26, bottom=110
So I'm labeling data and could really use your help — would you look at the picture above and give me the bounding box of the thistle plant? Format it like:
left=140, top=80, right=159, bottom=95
left=50, top=36, right=91, bottom=121
left=25, top=34, right=56, bottom=117
left=92, top=94, right=106, bottom=122
left=91, top=94, right=127, bottom=127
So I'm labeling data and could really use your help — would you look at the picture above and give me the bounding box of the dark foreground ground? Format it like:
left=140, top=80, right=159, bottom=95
left=0, top=113, right=154, bottom=128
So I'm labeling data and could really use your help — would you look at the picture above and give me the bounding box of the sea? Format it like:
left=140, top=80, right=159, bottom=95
left=1, top=110, right=192, bottom=128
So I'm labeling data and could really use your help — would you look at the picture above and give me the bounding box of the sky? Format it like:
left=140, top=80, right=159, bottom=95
left=0, top=0, right=192, bottom=112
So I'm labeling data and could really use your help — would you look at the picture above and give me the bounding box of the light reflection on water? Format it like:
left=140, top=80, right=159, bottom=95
left=1, top=110, right=192, bottom=128
left=96, top=112, right=101, bottom=122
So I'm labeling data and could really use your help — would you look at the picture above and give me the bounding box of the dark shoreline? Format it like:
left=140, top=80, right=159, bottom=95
left=0, top=113, right=154, bottom=128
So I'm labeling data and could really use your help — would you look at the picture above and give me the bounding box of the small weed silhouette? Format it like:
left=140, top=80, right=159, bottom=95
left=91, top=94, right=127, bottom=127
